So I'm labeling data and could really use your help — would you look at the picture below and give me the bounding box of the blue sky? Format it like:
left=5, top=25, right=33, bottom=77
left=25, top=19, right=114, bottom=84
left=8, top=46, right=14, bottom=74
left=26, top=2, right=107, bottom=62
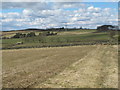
left=1, top=8, right=24, bottom=13
left=2, top=2, right=118, bottom=12
left=86, top=2, right=118, bottom=9
left=1, top=2, right=118, bottom=31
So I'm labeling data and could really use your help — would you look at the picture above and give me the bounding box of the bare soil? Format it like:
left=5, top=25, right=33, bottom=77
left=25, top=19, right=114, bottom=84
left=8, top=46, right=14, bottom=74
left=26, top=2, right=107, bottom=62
left=2, top=45, right=118, bottom=88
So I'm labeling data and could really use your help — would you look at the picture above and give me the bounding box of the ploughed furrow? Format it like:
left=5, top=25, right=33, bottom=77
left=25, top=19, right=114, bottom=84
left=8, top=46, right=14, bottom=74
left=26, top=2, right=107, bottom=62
left=34, top=45, right=118, bottom=88
left=2, top=46, right=95, bottom=88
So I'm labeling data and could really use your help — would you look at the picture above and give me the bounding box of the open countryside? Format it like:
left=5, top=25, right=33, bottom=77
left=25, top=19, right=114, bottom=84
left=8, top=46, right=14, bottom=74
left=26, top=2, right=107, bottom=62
left=2, top=26, right=119, bottom=88
left=1, top=27, right=119, bottom=49
left=2, top=45, right=118, bottom=88
left=1, top=2, right=119, bottom=89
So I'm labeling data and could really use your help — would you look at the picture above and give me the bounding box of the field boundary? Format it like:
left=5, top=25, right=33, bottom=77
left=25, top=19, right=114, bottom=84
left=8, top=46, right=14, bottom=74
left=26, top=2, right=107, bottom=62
left=1, top=41, right=118, bottom=50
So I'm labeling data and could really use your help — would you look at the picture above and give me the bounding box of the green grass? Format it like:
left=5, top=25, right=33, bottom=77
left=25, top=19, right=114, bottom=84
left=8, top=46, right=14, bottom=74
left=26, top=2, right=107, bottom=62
left=2, top=31, right=110, bottom=49
left=45, top=33, right=109, bottom=43
left=3, top=30, right=119, bottom=49
left=1, top=38, right=23, bottom=48
left=2, top=38, right=22, bottom=44
left=66, top=29, right=97, bottom=32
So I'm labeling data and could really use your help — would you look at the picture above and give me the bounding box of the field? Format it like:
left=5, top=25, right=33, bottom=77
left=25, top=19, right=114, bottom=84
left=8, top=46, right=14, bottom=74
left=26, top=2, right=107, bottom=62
left=2, top=45, right=118, bottom=88
left=1, top=29, right=119, bottom=88
left=1, top=29, right=117, bottom=49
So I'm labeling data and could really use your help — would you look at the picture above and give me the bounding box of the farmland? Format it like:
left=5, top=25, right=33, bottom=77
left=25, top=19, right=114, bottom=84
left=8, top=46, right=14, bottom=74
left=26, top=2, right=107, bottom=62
left=1, top=29, right=118, bottom=49
left=2, top=45, right=118, bottom=88
left=1, top=1, right=119, bottom=89
left=1, top=29, right=119, bottom=88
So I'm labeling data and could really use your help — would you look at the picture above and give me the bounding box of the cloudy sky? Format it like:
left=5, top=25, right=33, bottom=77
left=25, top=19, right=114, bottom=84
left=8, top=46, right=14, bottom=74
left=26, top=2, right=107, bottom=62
left=1, top=2, right=118, bottom=31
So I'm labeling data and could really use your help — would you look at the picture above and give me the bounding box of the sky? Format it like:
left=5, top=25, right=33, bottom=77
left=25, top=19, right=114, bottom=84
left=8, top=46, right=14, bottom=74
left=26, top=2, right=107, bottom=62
left=1, top=2, right=119, bottom=31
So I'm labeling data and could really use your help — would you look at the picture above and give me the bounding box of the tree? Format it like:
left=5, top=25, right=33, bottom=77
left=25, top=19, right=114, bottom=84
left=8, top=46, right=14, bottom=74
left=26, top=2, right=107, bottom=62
left=80, top=26, right=82, bottom=29
left=97, top=25, right=115, bottom=32
left=27, top=32, right=36, bottom=37
left=39, top=31, right=57, bottom=36
left=12, top=33, right=26, bottom=38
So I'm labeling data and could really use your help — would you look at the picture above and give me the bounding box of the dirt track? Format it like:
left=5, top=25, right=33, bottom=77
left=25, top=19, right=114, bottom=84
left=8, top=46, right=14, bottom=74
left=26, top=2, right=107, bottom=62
left=2, top=45, right=118, bottom=88
left=35, top=45, right=118, bottom=88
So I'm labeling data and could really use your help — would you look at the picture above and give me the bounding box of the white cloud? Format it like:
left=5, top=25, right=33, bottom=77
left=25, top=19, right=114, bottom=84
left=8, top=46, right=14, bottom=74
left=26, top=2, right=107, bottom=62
left=53, top=2, right=86, bottom=10
left=2, top=18, right=13, bottom=22
left=104, top=8, right=110, bottom=11
left=0, top=13, right=2, bottom=17
left=23, top=9, right=33, bottom=16
left=2, top=0, right=47, bottom=2
left=88, top=6, right=101, bottom=12
left=2, top=2, right=52, bottom=11
left=2, top=12, right=20, bottom=18
left=1, top=2, right=118, bottom=31
left=2, top=0, right=119, bottom=2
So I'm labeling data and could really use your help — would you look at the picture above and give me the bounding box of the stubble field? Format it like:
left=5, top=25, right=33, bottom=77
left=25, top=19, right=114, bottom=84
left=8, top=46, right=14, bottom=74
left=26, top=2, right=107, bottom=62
left=2, top=45, right=118, bottom=88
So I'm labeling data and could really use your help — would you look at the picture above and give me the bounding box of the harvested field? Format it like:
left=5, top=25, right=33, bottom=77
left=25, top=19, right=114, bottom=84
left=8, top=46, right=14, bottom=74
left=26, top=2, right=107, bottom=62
left=2, top=45, right=118, bottom=88
left=58, top=31, right=92, bottom=35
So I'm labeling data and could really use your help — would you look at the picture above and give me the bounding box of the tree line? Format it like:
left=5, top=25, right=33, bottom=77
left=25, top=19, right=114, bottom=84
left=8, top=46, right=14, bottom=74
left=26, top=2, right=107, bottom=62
left=12, top=31, right=57, bottom=38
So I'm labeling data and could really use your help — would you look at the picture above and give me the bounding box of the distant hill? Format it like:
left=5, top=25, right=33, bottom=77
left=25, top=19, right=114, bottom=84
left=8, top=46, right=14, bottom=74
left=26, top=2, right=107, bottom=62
left=24, top=28, right=45, bottom=31
left=2, top=28, right=45, bottom=32
left=2, top=28, right=60, bottom=32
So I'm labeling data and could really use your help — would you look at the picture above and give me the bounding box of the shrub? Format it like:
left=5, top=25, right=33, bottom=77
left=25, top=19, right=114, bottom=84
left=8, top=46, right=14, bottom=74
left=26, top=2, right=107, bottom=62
left=12, top=33, right=26, bottom=38
left=27, top=32, right=36, bottom=37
